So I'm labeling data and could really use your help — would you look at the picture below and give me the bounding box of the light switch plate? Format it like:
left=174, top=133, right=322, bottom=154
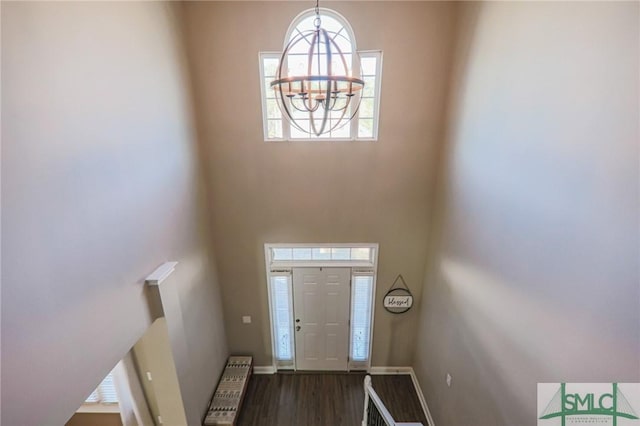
left=242, top=316, right=252, bottom=324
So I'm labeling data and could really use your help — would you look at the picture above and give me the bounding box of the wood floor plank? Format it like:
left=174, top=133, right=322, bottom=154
left=236, top=373, right=427, bottom=426
left=371, top=375, right=428, bottom=423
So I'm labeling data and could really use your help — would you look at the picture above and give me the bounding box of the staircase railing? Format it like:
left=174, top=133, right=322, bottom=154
left=362, top=375, right=424, bottom=426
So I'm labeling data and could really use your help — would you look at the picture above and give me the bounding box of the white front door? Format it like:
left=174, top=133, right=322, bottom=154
left=293, top=267, right=350, bottom=371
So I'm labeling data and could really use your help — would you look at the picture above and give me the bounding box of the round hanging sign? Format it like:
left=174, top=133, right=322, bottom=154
left=383, top=275, right=414, bottom=314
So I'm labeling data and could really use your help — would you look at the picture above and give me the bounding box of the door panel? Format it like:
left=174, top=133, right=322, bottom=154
left=326, top=333, right=338, bottom=360
left=304, top=333, right=318, bottom=360
left=293, top=267, right=350, bottom=371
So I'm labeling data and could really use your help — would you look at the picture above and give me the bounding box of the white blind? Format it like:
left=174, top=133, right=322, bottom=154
left=351, top=274, right=374, bottom=361
left=85, top=370, right=119, bottom=404
left=271, top=275, right=293, bottom=361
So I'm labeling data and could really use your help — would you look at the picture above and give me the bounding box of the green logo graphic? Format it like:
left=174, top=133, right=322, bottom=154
left=539, top=383, right=639, bottom=426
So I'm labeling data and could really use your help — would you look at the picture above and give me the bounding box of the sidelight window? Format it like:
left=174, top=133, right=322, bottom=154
left=269, top=272, right=295, bottom=366
left=350, top=272, right=374, bottom=366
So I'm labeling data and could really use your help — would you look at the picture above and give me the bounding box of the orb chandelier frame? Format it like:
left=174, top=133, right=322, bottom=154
left=270, top=1, right=365, bottom=137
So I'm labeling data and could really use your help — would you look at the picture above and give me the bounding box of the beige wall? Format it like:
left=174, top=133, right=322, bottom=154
left=1, top=2, right=227, bottom=425
left=183, top=1, right=456, bottom=367
left=133, top=318, right=188, bottom=426
left=414, top=2, right=640, bottom=425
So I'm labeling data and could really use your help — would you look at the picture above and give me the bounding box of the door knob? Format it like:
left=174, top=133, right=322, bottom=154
left=296, top=326, right=301, bottom=331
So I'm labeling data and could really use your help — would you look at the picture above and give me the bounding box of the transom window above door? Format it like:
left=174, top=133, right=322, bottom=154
left=266, top=243, right=377, bottom=267
left=259, top=9, right=383, bottom=141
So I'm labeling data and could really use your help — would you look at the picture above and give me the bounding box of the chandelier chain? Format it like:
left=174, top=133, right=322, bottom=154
left=314, top=0, right=321, bottom=28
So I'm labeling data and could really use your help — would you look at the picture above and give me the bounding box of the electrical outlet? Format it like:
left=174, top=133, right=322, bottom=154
left=446, top=373, right=452, bottom=387
left=242, top=316, right=252, bottom=324
left=146, top=371, right=153, bottom=381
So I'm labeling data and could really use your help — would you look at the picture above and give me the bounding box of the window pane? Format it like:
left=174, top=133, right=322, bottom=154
left=287, top=36, right=313, bottom=55
left=351, top=275, right=373, bottom=361
left=320, top=16, right=346, bottom=38
left=271, top=276, right=293, bottom=360
left=359, top=98, right=374, bottom=118
left=360, top=57, right=377, bottom=76
left=290, top=120, right=311, bottom=139
left=263, top=57, right=280, bottom=77
left=343, top=54, right=354, bottom=69
left=351, top=248, right=371, bottom=261
left=329, top=101, right=351, bottom=119
left=294, top=15, right=346, bottom=41
left=85, top=389, right=100, bottom=403
left=86, top=370, right=118, bottom=404
left=292, top=248, right=312, bottom=260
left=265, top=78, right=276, bottom=93
left=331, top=248, right=350, bottom=260
left=333, top=34, right=353, bottom=56
left=312, top=248, right=331, bottom=260
left=287, top=54, right=309, bottom=76
left=291, top=105, right=310, bottom=120
left=358, top=118, right=374, bottom=139
left=363, top=76, right=376, bottom=97
left=268, top=120, right=283, bottom=139
left=267, top=99, right=281, bottom=119
left=330, top=121, right=350, bottom=138
left=100, top=373, right=118, bottom=404
left=272, top=248, right=293, bottom=261
left=291, top=16, right=315, bottom=37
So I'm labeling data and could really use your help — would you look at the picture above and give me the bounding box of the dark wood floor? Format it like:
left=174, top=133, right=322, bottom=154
left=236, top=373, right=428, bottom=426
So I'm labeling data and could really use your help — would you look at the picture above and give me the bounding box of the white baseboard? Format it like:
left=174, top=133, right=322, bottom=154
left=369, top=366, right=435, bottom=426
left=369, top=366, right=413, bottom=375
left=253, top=365, right=276, bottom=374
left=408, top=368, right=435, bottom=426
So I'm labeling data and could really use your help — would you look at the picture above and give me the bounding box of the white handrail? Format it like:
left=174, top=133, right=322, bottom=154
left=362, top=375, right=423, bottom=426
left=362, top=376, right=370, bottom=426
left=363, top=375, right=392, bottom=425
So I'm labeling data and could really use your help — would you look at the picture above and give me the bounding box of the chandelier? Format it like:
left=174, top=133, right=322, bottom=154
left=270, top=1, right=364, bottom=137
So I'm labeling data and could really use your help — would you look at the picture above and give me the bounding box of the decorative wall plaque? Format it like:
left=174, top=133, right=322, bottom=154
left=383, top=274, right=414, bottom=314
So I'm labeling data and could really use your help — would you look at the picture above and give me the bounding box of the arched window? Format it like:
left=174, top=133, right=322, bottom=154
left=260, top=8, right=382, bottom=141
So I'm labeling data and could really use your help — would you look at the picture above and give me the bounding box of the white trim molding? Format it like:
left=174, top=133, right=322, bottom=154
left=409, top=368, right=435, bottom=426
left=370, top=367, right=435, bottom=426
left=369, top=366, right=413, bottom=375
left=76, top=404, right=120, bottom=414
left=253, top=366, right=276, bottom=375
left=145, top=262, right=178, bottom=286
